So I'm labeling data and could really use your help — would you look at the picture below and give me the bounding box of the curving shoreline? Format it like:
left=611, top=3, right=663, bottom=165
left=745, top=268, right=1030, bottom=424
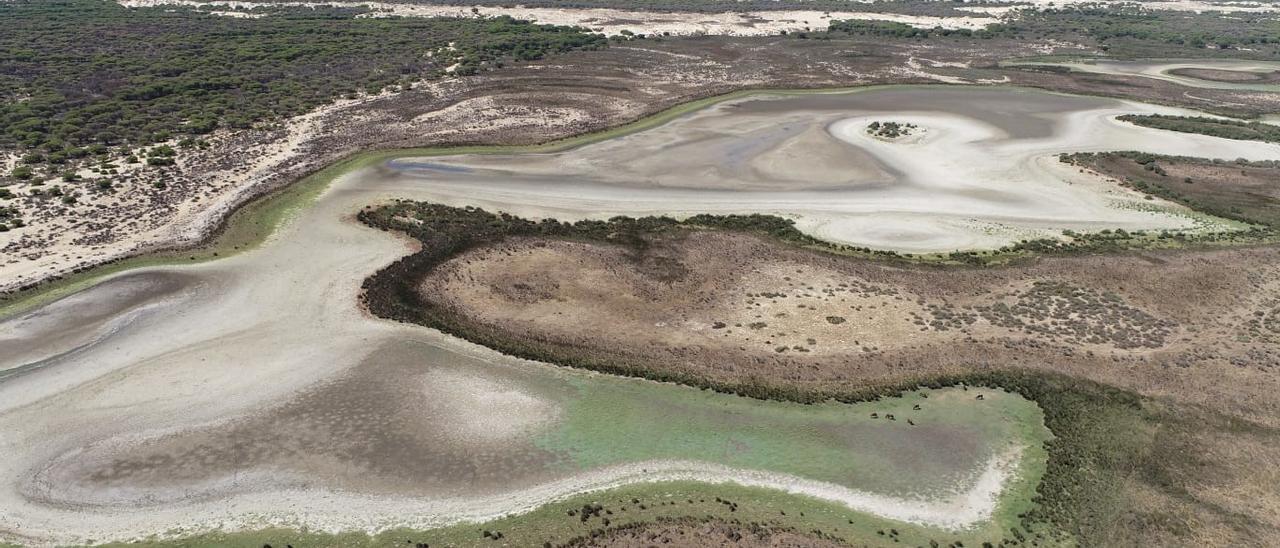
left=8, top=452, right=1025, bottom=545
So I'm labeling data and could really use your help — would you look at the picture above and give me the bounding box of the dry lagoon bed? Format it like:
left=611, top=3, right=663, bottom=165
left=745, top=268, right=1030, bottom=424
left=380, top=86, right=1279, bottom=252
left=2, top=85, right=1279, bottom=545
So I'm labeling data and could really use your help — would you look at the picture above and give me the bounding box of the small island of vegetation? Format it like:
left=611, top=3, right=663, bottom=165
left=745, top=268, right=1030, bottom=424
left=865, top=120, right=918, bottom=139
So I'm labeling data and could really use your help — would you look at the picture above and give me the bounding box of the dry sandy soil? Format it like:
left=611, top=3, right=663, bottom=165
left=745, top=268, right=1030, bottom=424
left=120, top=0, right=1000, bottom=35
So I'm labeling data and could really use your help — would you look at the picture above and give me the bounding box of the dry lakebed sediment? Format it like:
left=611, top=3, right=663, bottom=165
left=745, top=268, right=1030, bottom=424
left=3, top=85, right=1280, bottom=545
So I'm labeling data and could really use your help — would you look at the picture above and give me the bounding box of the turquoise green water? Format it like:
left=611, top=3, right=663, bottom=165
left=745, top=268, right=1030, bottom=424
left=536, top=373, right=1047, bottom=498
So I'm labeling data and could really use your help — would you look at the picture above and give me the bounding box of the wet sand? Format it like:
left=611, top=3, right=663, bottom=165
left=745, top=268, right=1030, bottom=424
left=1, top=85, right=1274, bottom=544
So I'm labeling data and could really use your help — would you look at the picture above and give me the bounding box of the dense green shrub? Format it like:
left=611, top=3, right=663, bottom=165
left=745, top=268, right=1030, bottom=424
left=1118, top=114, right=1280, bottom=143
left=0, top=0, right=606, bottom=151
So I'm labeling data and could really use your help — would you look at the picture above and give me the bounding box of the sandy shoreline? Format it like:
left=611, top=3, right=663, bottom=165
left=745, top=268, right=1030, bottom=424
left=5, top=451, right=1023, bottom=545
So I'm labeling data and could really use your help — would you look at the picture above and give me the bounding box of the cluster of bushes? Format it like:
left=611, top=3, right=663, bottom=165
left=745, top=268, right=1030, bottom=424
left=1117, top=114, right=1280, bottom=144
left=0, top=0, right=606, bottom=153
left=0, top=204, right=23, bottom=232
left=865, top=121, right=917, bottom=138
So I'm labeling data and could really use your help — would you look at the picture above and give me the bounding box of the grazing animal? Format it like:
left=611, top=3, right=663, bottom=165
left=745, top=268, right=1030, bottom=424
left=976, top=394, right=984, bottom=400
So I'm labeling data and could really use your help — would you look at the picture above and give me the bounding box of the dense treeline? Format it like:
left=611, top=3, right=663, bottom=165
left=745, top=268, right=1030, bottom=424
left=356, top=201, right=1234, bottom=546
left=830, top=4, right=1280, bottom=58
left=1117, top=114, right=1280, bottom=143
left=0, top=0, right=606, bottom=154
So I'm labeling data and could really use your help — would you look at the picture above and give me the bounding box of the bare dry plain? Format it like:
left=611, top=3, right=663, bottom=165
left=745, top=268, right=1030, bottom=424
left=3, top=83, right=1280, bottom=546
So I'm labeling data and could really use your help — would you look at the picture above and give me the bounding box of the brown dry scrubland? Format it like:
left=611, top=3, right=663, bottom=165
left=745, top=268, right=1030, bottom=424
left=6, top=33, right=1280, bottom=296
left=422, top=231, right=1280, bottom=425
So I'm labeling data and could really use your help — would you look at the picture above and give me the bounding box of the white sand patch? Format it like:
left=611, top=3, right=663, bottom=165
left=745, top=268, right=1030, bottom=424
left=117, top=0, right=998, bottom=35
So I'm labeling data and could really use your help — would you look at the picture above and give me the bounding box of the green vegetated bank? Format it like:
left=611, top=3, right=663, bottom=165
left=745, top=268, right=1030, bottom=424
left=1062, top=151, right=1280, bottom=228
left=0, top=0, right=605, bottom=155
left=355, top=201, right=1267, bottom=546
left=829, top=5, right=1280, bottom=59
left=1117, top=114, right=1280, bottom=144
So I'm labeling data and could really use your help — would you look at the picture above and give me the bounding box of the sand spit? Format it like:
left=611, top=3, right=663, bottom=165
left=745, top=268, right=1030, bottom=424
left=117, top=0, right=998, bottom=35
